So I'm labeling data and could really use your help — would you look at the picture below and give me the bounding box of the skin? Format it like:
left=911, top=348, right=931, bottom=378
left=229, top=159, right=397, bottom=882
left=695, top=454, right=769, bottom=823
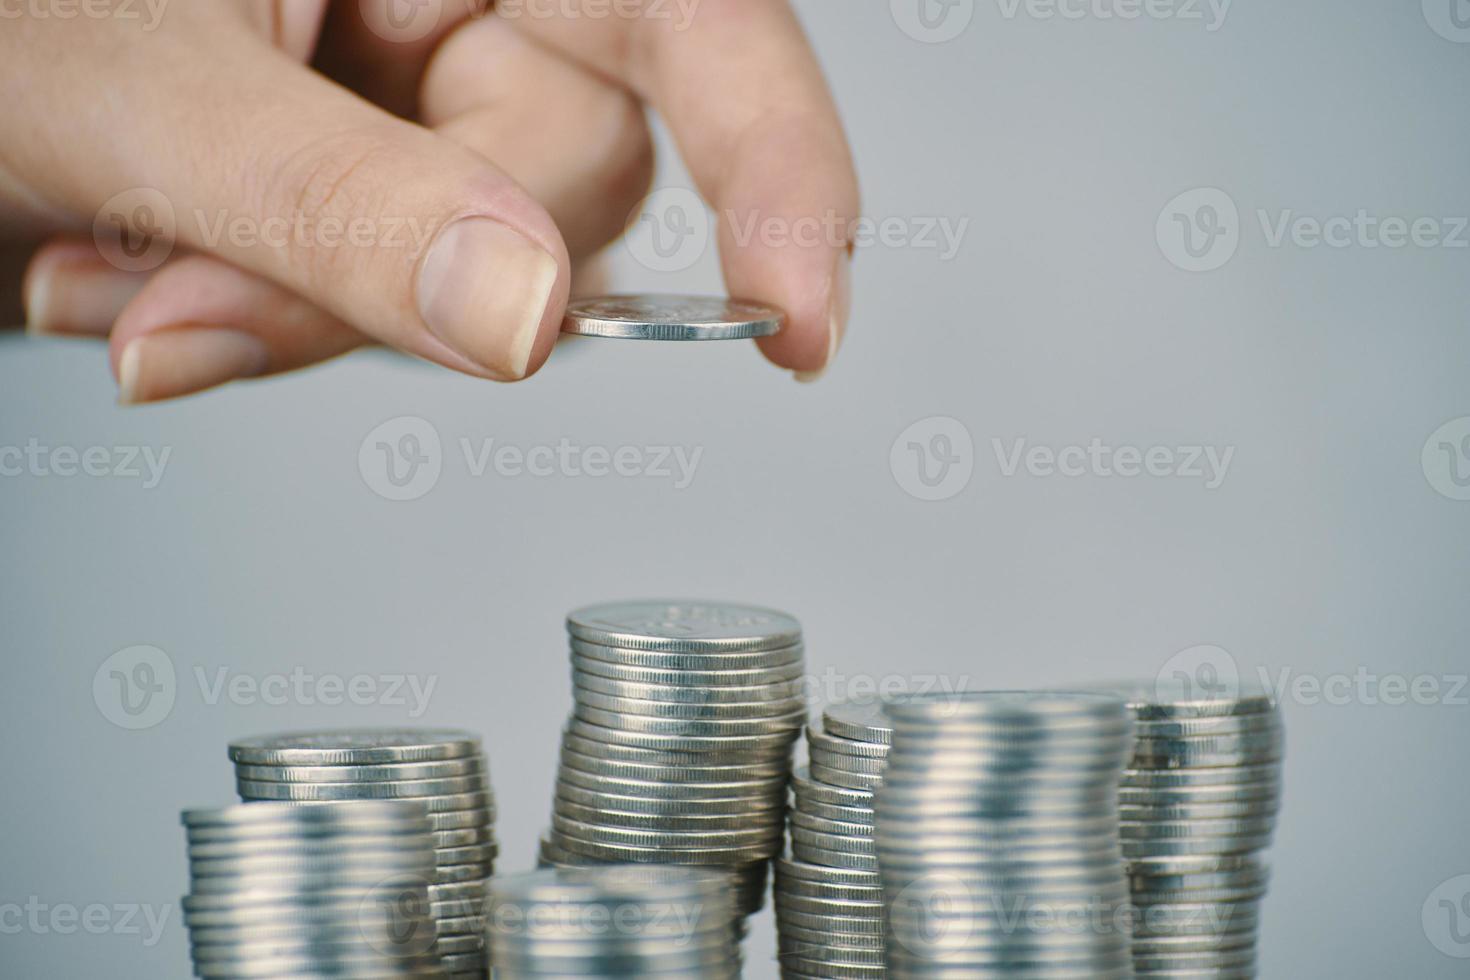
left=1, top=0, right=860, bottom=402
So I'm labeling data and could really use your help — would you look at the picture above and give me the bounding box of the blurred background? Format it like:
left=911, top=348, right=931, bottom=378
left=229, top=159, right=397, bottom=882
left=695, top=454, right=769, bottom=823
left=3, top=0, right=1470, bottom=976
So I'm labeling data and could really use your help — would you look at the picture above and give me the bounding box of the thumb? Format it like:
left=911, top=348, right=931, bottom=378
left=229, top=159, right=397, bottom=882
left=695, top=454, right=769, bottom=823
left=28, top=25, right=568, bottom=382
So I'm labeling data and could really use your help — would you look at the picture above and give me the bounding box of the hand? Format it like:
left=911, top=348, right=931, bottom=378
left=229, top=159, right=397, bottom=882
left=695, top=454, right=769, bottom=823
left=3, top=0, right=859, bottom=402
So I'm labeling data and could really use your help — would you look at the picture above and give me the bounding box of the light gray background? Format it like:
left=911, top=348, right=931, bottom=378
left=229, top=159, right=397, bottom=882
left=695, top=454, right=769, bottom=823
left=3, top=0, right=1469, bottom=976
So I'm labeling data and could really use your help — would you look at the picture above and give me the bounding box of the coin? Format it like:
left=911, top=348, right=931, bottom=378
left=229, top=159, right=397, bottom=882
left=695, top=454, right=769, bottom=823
left=567, top=600, right=803, bottom=652
left=561, top=294, right=785, bottom=341
left=228, top=729, right=481, bottom=766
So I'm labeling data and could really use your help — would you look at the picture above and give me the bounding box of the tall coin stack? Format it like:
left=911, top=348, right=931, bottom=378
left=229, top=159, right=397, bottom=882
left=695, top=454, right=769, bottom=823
left=487, top=866, right=741, bottom=978
left=1098, top=681, right=1284, bottom=978
left=875, top=692, right=1138, bottom=979
left=540, top=600, right=808, bottom=919
left=776, top=699, right=893, bottom=978
left=180, top=801, right=446, bottom=978
left=229, top=730, right=496, bottom=978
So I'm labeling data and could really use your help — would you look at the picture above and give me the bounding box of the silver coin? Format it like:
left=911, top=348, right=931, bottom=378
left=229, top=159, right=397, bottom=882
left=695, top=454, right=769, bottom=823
left=237, top=774, right=490, bottom=801
left=806, top=726, right=891, bottom=759
left=555, top=784, right=785, bottom=817
left=562, top=294, right=784, bottom=341
left=573, top=687, right=805, bottom=720
left=574, top=703, right=807, bottom=737
left=821, top=700, right=894, bottom=745
left=559, top=731, right=781, bottom=768
left=227, top=730, right=481, bottom=766
left=573, top=669, right=804, bottom=705
left=565, top=717, right=798, bottom=755
left=232, top=757, right=484, bottom=784
left=567, top=600, right=802, bottom=652
left=550, top=813, right=783, bottom=850
left=570, top=636, right=805, bottom=671
left=1093, top=678, right=1277, bottom=720
left=571, top=651, right=807, bottom=686
left=559, top=745, right=788, bottom=783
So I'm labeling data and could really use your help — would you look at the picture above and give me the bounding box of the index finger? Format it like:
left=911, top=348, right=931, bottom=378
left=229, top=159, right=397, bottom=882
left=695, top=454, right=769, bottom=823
left=508, top=0, right=859, bottom=377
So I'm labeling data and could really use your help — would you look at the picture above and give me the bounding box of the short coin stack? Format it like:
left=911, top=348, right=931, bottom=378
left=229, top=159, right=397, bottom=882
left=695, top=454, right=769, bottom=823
left=1099, top=681, right=1285, bottom=979
left=229, top=730, right=496, bottom=977
left=487, top=866, right=741, bottom=978
left=875, top=692, right=1138, bottom=979
left=180, top=801, right=445, bottom=978
left=540, top=600, right=808, bottom=918
left=776, top=699, right=893, bottom=978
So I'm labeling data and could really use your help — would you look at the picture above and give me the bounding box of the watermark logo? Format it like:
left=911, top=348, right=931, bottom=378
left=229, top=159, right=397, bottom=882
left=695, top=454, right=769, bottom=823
left=1424, top=875, right=1470, bottom=958
left=361, top=0, right=444, bottom=42
left=994, top=0, right=1231, bottom=30
left=0, top=440, right=171, bottom=488
left=1422, top=416, right=1470, bottom=501
left=93, top=187, right=176, bottom=273
left=890, top=874, right=975, bottom=959
left=891, top=416, right=975, bottom=501
left=0, top=0, right=170, bottom=31
left=1157, top=188, right=1239, bottom=272
left=0, top=898, right=171, bottom=946
left=624, top=187, right=710, bottom=274
left=1156, top=644, right=1240, bottom=703
left=360, top=875, right=437, bottom=958
left=993, top=438, right=1234, bottom=489
left=892, top=0, right=975, bottom=43
left=1424, top=0, right=1470, bottom=43
left=360, top=416, right=443, bottom=502
left=93, top=645, right=177, bottom=731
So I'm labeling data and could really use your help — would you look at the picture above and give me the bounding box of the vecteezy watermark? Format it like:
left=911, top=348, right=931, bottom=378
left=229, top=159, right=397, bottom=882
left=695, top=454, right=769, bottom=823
left=1158, top=187, right=1470, bottom=272
left=0, top=0, right=169, bottom=30
left=1423, top=416, right=1470, bottom=502
left=0, top=898, right=172, bottom=947
left=891, top=0, right=976, bottom=43
left=1156, top=188, right=1240, bottom=272
left=798, top=669, right=971, bottom=710
left=358, top=0, right=698, bottom=43
left=889, top=419, right=1233, bottom=500
left=1424, top=875, right=1470, bottom=958
left=0, top=439, right=172, bottom=488
left=92, top=647, right=439, bottom=730
left=993, top=0, right=1231, bottom=30
left=622, top=188, right=967, bottom=274
left=890, top=416, right=976, bottom=502
left=1156, top=644, right=1470, bottom=709
left=92, top=188, right=441, bottom=274
left=359, top=417, right=704, bottom=502
left=359, top=875, right=438, bottom=959
left=1423, top=0, right=1470, bottom=43
left=992, top=437, right=1234, bottom=489
left=488, top=896, right=707, bottom=947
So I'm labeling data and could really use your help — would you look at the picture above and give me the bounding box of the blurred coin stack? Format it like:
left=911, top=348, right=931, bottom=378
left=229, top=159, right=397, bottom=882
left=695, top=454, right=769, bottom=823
left=487, top=866, right=741, bottom=978
left=1100, top=681, right=1285, bottom=979
left=180, top=801, right=445, bottom=978
left=876, top=692, right=1138, bottom=979
left=776, top=699, right=893, bottom=978
left=229, top=730, right=496, bottom=977
left=539, top=600, right=808, bottom=919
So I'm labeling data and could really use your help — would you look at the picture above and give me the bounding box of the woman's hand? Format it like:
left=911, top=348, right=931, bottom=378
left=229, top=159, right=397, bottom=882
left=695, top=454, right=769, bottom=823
left=2, top=0, right=858, bottom=402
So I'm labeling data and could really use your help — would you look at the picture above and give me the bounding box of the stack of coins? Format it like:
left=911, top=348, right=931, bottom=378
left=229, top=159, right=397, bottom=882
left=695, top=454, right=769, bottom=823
left=875, top=692, right=1138, bottom=979
left=1096, top=681, right=1284, bottom=979
left=180, top=801, right=445, bottom=978
left=487, top=866, right=741, bottom=978
left=540, top=600, right=808, bottom=918
left=229, top=730, right=496, bottom=977
left=776, top=699, right=892, bottom=978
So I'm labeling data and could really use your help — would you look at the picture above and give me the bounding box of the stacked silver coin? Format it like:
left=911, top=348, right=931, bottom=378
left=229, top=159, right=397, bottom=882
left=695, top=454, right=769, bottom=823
left=776, top=699, right=892, bottom=978
left=180, top=801, right=446, bottom=978
left=1097, top=681, right=1285, bottom=979
left=229, top=730, right=496, bottom=977
left=487, top=866, right=741, bottom=977
left=540, top=600, right=807, bottom=918
left=875, top=692, right=1138, bottom=979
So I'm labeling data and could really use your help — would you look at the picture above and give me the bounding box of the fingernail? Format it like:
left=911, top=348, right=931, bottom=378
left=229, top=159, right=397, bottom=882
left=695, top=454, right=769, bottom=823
left=417, top=217, right=559, bottom=380
left=117, top=327, right=269, bottom=405
left=794, top=251, right=852, bottom=384
left=26, top=257, right=148, bottom=337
